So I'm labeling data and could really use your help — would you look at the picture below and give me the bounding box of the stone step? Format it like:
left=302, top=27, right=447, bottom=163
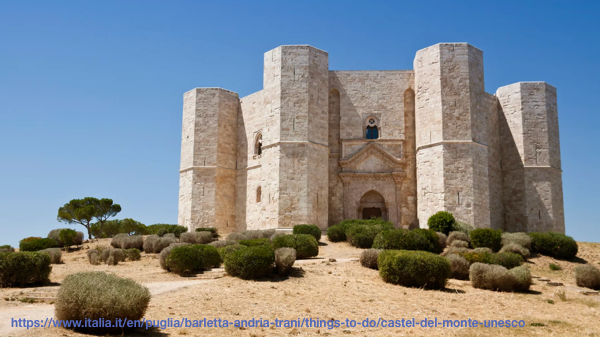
left=19, top=296, right=57, bottom=304
left=547, top=282, right=564, bottom=286
left=579, top=290, right=600, bottom=296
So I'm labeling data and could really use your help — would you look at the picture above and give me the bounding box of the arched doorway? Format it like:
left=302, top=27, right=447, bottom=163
left=358, top=190, right=387, bottom=220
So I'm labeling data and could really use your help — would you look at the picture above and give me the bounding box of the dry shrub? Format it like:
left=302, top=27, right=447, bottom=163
left=473, top=247, right=493, bottom=254
left=499, top=243, right=531, bottom=259
left=469, top=263, right=515, bottom=292
left=436, top=232, right=447, bottom=249
left=447, top=231, right=470, bottom=246
left=209, top=240, right=239, bottom=248
left=143, top=235, right=176, bottom=253
left=125, top=248, right=141, bottom=261
left=0, top=246, right=14, bottom=253
left=360, top=249, right=382, bottom=270
left=227, top=232, right=243, bottom=241
left=159, top=243, right=190, bottom=271
left=275, top=247, right=296, bottom=276
left=55, top=272, right=150, bottom=328
left=87, top=250, right=99, bottom=264
left=123, top=236, right=143, bottom=250
left=163, top=233, right=176, bottom=239
left=41, top=248, right=62, bottom=264
left=510, top=265, right=532, bottom=292
left=501, top=232, right=532, bottom=250
left=110, top=233, right=128, bottom=248
left=90, top=253, right=99, bottom=265
left=441, top=247, right=471, bottom=257
left=103, top=249, right=124, bottom=266
left=106, top=256, right=116, bottom=266
left=447, top=254, right=470, bottom=280
left=48, top=229, right=84, bottom=247
left=574, top=265, right=600, bottom=290
left=228, top=229, right=278, bottom=242
left=180, top=232, right=213, bottom=245
left=450, top=240, right=469, bottom=248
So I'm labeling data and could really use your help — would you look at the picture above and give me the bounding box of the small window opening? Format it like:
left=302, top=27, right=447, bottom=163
left=256, top=186, right=261, bottom=203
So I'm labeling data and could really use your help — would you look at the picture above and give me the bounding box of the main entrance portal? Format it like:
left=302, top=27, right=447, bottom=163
left=358, top=190, right=387, bottom=220
left=362, top=207, right=382, bottom=219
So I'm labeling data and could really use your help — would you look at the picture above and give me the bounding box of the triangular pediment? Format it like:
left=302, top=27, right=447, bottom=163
left=339, top=142, right=405, bottom=173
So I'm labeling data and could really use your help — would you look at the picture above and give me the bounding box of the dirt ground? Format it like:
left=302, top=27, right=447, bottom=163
left=2, top=238, right=600, bottom=336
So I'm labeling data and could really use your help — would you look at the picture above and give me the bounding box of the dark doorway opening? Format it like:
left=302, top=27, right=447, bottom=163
left=362, top=207, right=382, bottom=219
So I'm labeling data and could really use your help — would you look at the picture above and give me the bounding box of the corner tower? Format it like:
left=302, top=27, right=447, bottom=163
left=414, top=43, right=492, bottom=227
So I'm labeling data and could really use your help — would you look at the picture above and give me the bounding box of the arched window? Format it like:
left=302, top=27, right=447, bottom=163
left=365, top=117, right=380, bottom=139
left=254, top=133, right=262, bottom=156
left=256, top=186, right=261, bottom=203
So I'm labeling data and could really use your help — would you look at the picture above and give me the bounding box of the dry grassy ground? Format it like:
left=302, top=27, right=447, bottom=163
left=1, top=238, right=600, bottom=336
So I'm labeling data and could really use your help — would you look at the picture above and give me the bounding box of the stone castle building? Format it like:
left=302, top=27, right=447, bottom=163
left=178, top=43, right=565, bottom=234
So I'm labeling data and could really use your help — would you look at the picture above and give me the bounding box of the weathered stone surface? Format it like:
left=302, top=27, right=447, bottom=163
left=178, top=43, right=565, bottom=234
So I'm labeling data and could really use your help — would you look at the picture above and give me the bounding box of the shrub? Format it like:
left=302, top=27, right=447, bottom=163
left=224, top=245, right=275, bottom=280
left=21, top=236, right=42, bottom=242
left=41, top=248, right=62, bottom=264
left=143, top=235, right=176, bottom=253
left=125, top=249, right=141, bottom=261
left=460, top=251, right=495, bottom=265
left=146, top=224, right=188, bottom=238
left=209, top=240, right=240, bottom=249
left=293, top=224, right=322, bottom=241
left=196, top=245, right=222, bottom=268
left=492, top=252, right=524, bottom=269
left=241, top=229, right=277, bottom=240
left=378, top=250, right=451, bottom=289
left=549, top=263, right=562, bottom=271
left=469, top=228, right=502, bottom=252
left=574, top=265, right=600, bottom=290
left=87, top=250, right=100, bottom=265
left=326, top=225, right=346, bottom=242
left=102, top=249, right=124, bottom=265
left=48, top=229, right=84, bottom=247
left=275, top=248, right=296, bottom=276
left=0, top=245, right=14, bottom=253
left=344, top=220, right=395, bottom=248
left=469, top=263, right=515, bottom=292
left=159, top=243, right=190, bottom=271
left=165, top=245, right=205, bottom=274
left=195, top=227, right=219, bottom=238
left=473, top=247, right=493, bottom=254
left=441, top=247, right=471, bottom=257
left=499, top=244, right=530, bottom=259
left=427, top=211, right=455, bottom=235
left=239, top=238, right=270, bottom=247
left=217, top=244, right=246, bottom=262
left=501, top=232, right=532, bottom=250
left=529, top=232, right=578, bottom=260
left=55, top=272, right=150, bottom=327
left=111, top=233, right=129, bottom=248
left=447, top=254, right=470, bottom=280
left=510, top=266, right=532, bottom=292
left=447, top=231, right=470, bottom=246
left=227, top=232, right=244, bottom=241
left=19, top=238, right=59, bottom=252
left=436, top=232, right=447, bottom=249
left=271, top=234, right=319, bottom=259
left=58, top=229, right=78, bottom=249
left=450, top=240, right=469, bottom=248
left=360, top=249, right=382, bottom=270
left=0, top=252, right=52, bottom=287
left=452, top=221, right=474, bottom=234
left=124, top=235, right=144, bottom=250
left=372, top=228, right=440, bottom=253
left=180, top=232, right=213, bottom=245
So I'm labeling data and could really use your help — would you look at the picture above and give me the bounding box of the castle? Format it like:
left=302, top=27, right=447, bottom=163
left=178, top=43, right=565, bottom=234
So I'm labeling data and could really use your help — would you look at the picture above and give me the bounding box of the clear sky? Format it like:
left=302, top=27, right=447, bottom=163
left=1, top=1, right=599, bottom=246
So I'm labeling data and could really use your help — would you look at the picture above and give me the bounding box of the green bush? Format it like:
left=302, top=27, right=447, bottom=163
left=180, top=232, right=213, bottom=244
left=19, top=238, right=59, bottom=252
left=58, top=229, right=78, bottom=249
left=574, top=265, right=600, bottom=290
left=460, top=251, right=495, bottom=265
left=224, top=245, right=275, bottom=280
left=196, top=245, right=222, bottom=268
left=0, top=252, right=52, bottom=287
left=469, top=228, right=502, bottom=252
left=159, top=243, right=190, bottom=271
left=41, top=248, right=62, bottom=264
left=293, top=224, right=322, bottom=241
left=275, top=247, right=296, bottom=276
left=372, top=228, right=440, bottom=253
left=427, top=211, right=456, bottom=235
left=510, top=266, right=532, bottom=292
left=239, top=238, right=270, bottom=247
left=196, top=227, right=219, bottom=238
left=146, top=224, right=188, bottom=238
left=48, top=229, right=84, bottom=247
left=164, top=244, right=221, bottom=274
left=499, top=243, right=530, bottom=259
left=447, top=254, right=470, bottom=280
left=346, top=222, right=394, bottom=249
left=55, top=272, right=150, bottom=328
left=20, top=236, right=42, bottom=242
left=469, top=263, right=515, bottom=292
left=501, top=232, right=532, bottom=250
left=492, top=252, right=524, bottom=269
left=91, top=219, right=147, bottom=238
left=378, top=250, right=451, bottom=289
left=360, top=249, right=382, bottom=270
left=0, top=245, right=14, bottom=253
left=271, top=234, right=319, bottom=259
left=326, top=225, right=346, bottom=242
left=529, top=232, right=578, bottom=260
left=125, top=248, right=141, bottom=261
left=217, top=244, right=246, bottom=261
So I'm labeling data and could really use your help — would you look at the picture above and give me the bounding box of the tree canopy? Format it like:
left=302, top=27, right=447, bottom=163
left=57, top=197, right=121, bottom=240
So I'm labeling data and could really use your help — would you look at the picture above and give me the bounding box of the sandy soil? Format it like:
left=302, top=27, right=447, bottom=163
left=1, top=238, right=600, bottom=336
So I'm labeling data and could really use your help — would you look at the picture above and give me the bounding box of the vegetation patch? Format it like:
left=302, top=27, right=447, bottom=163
left=271, top=234, right=319, bottom=259
left=469, top=228, right=502, bottom=252
left=224, top=245, right=275, bottom=280
left=427, top=211, right=456, bottom=235
left=0, top=252, right=52, bottom=287
left=378, top=250, right=450, bottom=289
left=529, top=232, right=578, bottom=260
left=293, top=224, right=322, bottom=241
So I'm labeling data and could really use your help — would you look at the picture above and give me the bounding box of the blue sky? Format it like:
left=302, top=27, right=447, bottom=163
left=1, top=1, right=599, bottom=246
